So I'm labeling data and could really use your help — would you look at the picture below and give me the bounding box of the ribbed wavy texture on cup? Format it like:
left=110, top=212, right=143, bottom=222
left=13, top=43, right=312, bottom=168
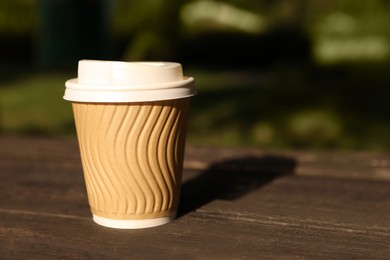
left=72, top=98, right=189, bottom=220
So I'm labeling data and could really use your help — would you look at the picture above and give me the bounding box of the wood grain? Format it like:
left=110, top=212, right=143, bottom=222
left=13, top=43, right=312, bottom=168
left=0, top=136, right=389, bottom=258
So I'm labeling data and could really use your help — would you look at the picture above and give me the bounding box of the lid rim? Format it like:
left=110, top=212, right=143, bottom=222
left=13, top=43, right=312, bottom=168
left=63, top=88, right=196, bottom=103
left=65, top=77, right=194, bottom=91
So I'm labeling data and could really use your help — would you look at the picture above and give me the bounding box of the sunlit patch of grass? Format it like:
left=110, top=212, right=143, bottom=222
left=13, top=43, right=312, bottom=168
left=1, top=66, right=390, bottom=151
left=285, top=109, right=343, bottom=148
left=0, top=72, right=75, bottom=135
left=186, top=66, right=390, bottom=151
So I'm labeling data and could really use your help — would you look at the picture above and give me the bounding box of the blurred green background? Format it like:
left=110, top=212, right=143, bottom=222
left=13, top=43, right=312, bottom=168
left=0, top=0, right=390, bottom=150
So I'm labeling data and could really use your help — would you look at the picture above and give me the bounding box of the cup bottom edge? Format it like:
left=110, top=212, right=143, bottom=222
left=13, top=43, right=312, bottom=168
left=92, top=213, right=176, bottom=229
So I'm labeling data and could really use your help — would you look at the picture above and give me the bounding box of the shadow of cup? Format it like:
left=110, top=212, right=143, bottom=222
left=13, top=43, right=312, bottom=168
left=178, top=155, right=297, bottom=217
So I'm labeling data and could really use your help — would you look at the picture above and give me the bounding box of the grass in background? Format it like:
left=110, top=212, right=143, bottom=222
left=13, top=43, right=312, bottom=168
left=186, top=64, right=390, bottom=151
left=0, top=71, right=74, bottom=136
left=1, top=64, right=390, bottom=151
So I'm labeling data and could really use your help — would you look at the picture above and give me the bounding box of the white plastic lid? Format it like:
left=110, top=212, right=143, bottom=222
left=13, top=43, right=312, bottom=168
left=64, top=60, right=196, bottom=102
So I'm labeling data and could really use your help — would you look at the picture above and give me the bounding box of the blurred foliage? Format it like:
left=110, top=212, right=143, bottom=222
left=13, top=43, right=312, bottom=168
left=1, top=0, right=390, bottom=150
left=187, top=64, right=390, bottom=150
left=1, top=0, right=390, bottom=64
left=0, top=0, right=36, bottom=35
left=0, top=71, right=73, bottom=135
left=308, top=1, right=390, bottom=63
left=1, top=64, right=390, bottom=150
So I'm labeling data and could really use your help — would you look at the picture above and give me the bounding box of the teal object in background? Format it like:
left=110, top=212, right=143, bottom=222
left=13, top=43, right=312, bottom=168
left=36, top=0, right=112, bottom=68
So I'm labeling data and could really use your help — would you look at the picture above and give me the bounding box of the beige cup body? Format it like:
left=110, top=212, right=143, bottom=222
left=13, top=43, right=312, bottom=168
left=72, top=98, right=189, bottom=221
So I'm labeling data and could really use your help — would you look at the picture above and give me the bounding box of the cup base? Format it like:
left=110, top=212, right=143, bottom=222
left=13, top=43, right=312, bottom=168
left=92, top=213, right=176, bottom=229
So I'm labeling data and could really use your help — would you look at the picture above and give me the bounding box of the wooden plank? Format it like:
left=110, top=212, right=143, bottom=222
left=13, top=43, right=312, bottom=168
left=1, top=206, right=389, bottom=259
left=184, top=145, right=390, bottom=180
left=1, top=136, right=390, bottom=258
left=2, top=136, right=390, bottom=181
left=1, top=170, right=389, bottom=258
left=0, top=136, right=80, bottom=160
left=193, top=175, right=390, bottom=228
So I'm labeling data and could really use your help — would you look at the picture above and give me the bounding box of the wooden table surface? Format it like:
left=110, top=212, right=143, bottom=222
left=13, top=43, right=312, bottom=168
left=1, top=136, right=390, bottom=259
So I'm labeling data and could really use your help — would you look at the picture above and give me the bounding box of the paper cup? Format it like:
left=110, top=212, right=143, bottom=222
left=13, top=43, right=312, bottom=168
left=64, top=60, right=195, bottom=229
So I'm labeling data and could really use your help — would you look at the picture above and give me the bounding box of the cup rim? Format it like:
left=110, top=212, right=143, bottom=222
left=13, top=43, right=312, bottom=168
left=65, top=76, right=194, bottom=91
left=63, top=77, right=195, bottom=103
